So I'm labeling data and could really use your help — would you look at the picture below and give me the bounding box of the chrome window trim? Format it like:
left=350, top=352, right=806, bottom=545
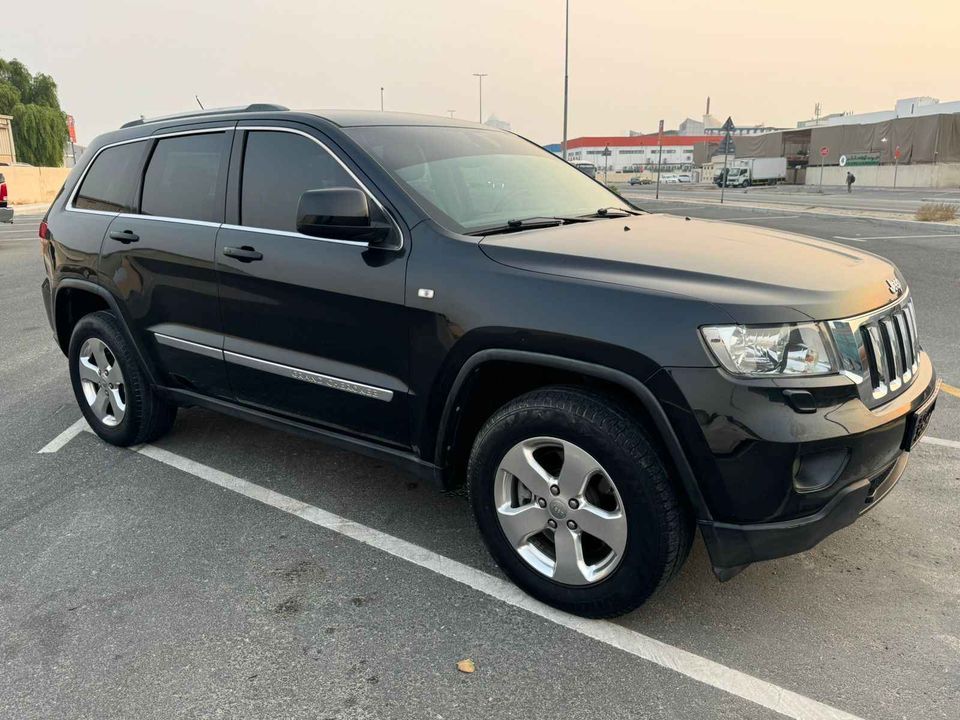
left=152, top=331, right=394, bottom=402
left=66, top=127, right=233, bottom=216
left=65, top=125, right=405, bottom=251
left=219, top=223, right=367, bottom=246
left=236, top=125, right=405, bottom=251
left=118, top=212, right=221, bottom=229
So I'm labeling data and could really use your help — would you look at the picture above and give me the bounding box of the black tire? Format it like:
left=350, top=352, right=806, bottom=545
left=68, top=310, right=177, bottom=446
left=468, top=386, right=692, bottom=618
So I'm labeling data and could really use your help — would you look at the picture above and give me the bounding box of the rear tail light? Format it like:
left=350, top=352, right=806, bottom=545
left=0, top=181, right=7, bottom=203
left=39, top=220, right=48, bottom=240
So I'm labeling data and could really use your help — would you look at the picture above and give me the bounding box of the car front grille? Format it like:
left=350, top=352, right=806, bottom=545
left=827, top=296, right=919, bottom=405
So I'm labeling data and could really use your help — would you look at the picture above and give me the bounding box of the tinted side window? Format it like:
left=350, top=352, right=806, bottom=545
left=240, top=131, right=361, bottom=232
left=141, top=133, right=229, bottom=222
left=74, top=142, right=145, bottom=212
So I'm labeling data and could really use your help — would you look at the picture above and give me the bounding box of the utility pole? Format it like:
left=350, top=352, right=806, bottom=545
left=473, top=73, right=488, bottom=123
left=655, top=120, right=664, bottom=200
left=561, top=0, right=570, bottom=161
left=380, top=87, right=384, bottom=112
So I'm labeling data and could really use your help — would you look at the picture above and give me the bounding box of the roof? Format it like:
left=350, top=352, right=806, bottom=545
left=121, top=104, right=489, bottom=131
left=305, top=110, right=482, bottom=128
left=565, top=135, right=721, bottom=149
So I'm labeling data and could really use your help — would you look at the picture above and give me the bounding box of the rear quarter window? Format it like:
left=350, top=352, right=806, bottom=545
left=73, top=142, right=146, bottom=213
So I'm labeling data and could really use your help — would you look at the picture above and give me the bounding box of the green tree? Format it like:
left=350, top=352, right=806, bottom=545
left=0, top=58, right=67, bottom=166
left=0, top=83, right=20, bottom=115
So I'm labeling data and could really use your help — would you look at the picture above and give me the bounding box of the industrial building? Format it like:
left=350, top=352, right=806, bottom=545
left=551, top=134, right=720, bottom=173
left=797, top=96, right=960, bottom=128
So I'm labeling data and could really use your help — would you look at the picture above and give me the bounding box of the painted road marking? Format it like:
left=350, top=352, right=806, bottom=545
left=922, top=436, right=960, bottom=450
left=37, top=417, right=89, bottom=453
left=939, top=383, right=960, bottom=399
left=834, top=234, right=960, bottom=241
left=40, top=422, right=867, bottom=720
left=704, top=215, right=800, bottom=222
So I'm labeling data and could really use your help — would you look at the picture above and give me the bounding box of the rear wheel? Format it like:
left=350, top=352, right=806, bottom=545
left=468, top=386, right=692, bottom=618
left=69, top=311, right=177, bottom=446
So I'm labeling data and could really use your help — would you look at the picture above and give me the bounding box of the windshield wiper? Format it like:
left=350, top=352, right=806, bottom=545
left=582, top=206, right=644, bottom=218
left=467, top=215, right=592, bottom=237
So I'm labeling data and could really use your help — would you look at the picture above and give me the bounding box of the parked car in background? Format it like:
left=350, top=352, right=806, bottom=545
left=676, top=174, right=692, bottom=183
left=0, top=173, right=13, bottom=223
left=628, top=176, right=653, bottom=185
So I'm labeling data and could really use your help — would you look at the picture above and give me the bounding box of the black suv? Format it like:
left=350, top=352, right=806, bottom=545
left=40, top=105, right=940, bottom=617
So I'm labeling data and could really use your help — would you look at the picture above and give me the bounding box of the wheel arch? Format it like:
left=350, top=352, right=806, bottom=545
left=433, top=349, right=712, bottom=522
left=54, top=279, right=159, bottom=386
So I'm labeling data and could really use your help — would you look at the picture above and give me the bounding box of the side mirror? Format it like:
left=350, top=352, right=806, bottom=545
left=296, top=188, right=393, bottom=244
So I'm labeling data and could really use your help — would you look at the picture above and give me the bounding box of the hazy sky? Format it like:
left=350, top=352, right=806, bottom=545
left=4, top=0, right=957, bottom=146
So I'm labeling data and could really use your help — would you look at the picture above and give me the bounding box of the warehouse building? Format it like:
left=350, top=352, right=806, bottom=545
left=553, top=135, right=720, bottom=172
left=734, top=111, right=960, bottom=187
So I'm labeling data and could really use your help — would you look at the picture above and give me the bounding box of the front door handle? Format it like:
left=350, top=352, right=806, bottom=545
left=109, top=230, right=139, bottom=244
left=223, top=246, right=263, bottom=262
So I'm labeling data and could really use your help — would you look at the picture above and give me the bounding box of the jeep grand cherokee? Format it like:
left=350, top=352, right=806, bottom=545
left=39, top=105, right=940, bottom=617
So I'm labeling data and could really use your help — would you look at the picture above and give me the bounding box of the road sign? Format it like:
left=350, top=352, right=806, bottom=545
left=721, top=116, right=735, bottom=133
left=839, top=155, right=847, bottom=167
left=66, top=115, right=77, bottom=144
left=820, top=146, right=829, bottom=157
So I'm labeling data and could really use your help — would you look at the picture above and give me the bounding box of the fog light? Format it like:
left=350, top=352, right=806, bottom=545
left=794, top=449, right=850, bottom=493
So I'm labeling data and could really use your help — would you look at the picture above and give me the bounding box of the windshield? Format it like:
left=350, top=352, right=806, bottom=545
left=346, top=126, right=634, bottom=234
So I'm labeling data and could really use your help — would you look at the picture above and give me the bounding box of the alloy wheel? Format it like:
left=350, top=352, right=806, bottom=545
left=494, top=436, right=627, bottom=585
left=77, top=337, right=126, bottom=427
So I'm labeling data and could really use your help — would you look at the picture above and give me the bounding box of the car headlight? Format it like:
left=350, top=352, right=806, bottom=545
left=700, top=323, right=835, bottom=377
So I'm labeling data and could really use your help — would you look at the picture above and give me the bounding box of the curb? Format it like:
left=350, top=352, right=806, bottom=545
left=623, top=193, right=960, bottom=228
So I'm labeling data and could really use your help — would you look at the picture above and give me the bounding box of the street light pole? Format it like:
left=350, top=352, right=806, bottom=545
left=655, top=119, right=664, bottom=200
left=561, top=0, right=570, bottom=161
left=473, top=73, right=488, bottom=123
left=380, top=87, right=384, bottom=112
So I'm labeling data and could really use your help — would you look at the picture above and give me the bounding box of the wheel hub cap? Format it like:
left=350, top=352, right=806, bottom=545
left=494, top=436, right=627, bottom=586
left=78, top=337, right=126, bottom=427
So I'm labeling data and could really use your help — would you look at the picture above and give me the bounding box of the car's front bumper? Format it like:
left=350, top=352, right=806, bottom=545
left=655, top=352, right=940, bottom=575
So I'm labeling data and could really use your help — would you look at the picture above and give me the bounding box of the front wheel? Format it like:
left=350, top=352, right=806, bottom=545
left=467, top=387, right=692, bottom=618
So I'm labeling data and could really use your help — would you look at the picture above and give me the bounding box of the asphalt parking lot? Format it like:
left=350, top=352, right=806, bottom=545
left=2, top=207, right=958, bottom=719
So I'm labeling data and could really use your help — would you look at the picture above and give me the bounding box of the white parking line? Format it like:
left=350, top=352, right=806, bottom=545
left=37, top=417, right=89, bottom=453
left=707, top=215, right=800, bottom=222
left=834, top=234, right=960, bottom=241
left=39, top=422, right=866, bottom=720
left=921, top=436, right=960, bottom=450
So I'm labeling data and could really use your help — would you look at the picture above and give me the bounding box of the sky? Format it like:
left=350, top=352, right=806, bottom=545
left=3, top=0, right=958, bottom=146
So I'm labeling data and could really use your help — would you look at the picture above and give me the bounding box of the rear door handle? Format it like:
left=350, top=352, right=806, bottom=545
left=109, top=230, right=139, bottom=244
left=223, top=245, right=263, bottom=262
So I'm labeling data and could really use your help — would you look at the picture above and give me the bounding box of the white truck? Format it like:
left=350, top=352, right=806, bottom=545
left=715, top=157, right=787, bottom=188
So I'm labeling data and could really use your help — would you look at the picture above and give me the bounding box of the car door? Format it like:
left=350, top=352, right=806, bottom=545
left=216, top=124, right=411, bottom=447
left=98, top=125, right=234, bottom=399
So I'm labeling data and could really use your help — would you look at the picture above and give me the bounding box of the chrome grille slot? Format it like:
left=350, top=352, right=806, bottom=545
left=828, top=295, right=919, bottom=405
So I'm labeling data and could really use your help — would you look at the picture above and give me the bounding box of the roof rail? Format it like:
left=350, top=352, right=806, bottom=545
left=121, top=103, right=289, bottom=129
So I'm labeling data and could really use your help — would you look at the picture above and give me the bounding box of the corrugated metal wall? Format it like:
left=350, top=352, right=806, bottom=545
left=0, top=116, right=16, bottom=164
left=735, top=113, right=960, bottom=164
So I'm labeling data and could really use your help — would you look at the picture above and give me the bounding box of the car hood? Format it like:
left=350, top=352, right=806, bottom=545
left=479, top=213, right=905, bottom=323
